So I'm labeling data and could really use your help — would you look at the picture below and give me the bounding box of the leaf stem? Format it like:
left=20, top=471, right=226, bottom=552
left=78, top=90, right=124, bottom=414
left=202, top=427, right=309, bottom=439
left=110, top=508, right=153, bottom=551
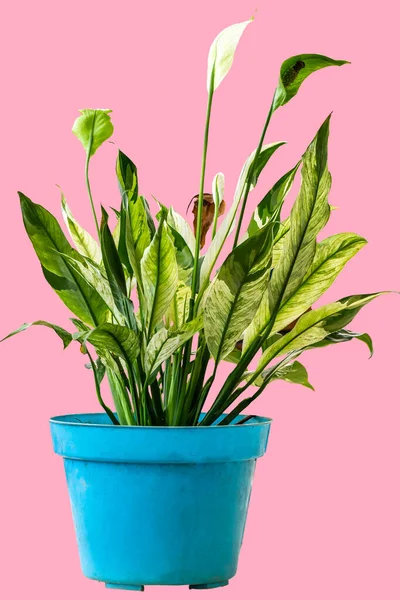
left=233, top=94, right=275, bottom=247
left=85, top=154, right=101, bottom=239
left=190, top=75, right=215, bottom=312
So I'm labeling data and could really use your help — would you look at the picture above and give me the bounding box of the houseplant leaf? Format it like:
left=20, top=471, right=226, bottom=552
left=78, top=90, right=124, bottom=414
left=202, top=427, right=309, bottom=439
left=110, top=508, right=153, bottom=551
left=199, top=141, right=284, bottom=294
left=144, top=315, right=203, bottom=378
left=72, top=109, right=114, bottom=157
left=253, top=293, right=386, bottom=376
left=84, top=323, right=140, bottom=366
left=207, top=19, right=252, bottom=91
left=204, top=222, right=275, bottom=361
left=270, top=232, right=368, bottom=334
left=1, top=320, right=72, bottom=349
left=61, top=192, right=101, bottom=263
left=272, top=54, right=349, bottom=111
left=19, top=193, right=109, bottom=326
left=141, top=220, right=179, bottom=333
left=247, top=163, right=300, bottom=237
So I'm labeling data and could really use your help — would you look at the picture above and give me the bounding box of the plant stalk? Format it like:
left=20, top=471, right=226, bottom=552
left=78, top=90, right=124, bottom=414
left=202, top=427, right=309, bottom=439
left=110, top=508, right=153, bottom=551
left=85, top=154, right=101, bottom=239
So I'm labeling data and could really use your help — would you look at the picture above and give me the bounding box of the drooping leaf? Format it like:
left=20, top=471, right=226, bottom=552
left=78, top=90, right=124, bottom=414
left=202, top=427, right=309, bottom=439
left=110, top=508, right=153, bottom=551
left=204, top=222, right=275, bottom=361
left=272, top=55, right=349, bottom=111
left=141, top=220, right=179, bottom=333
left=207, top=19, right=252, bottom=91
left=307, top=328, right=374, bottom=357
left=60, top=192, right=101, bottom=263
left=19, top=193, right=109, bottom=326
left=248, top=360, right=314, bottom=390
left=253, top=293, right=386, bottom=376
left=1, top=320, right=72, bottom=349
left=200, top=142, right=284, bottom=292
left=144, top=315, right=203, bottom=378
left=271, top=232, right=367, bottom=334
left=72, top=109, right=114, bottom=157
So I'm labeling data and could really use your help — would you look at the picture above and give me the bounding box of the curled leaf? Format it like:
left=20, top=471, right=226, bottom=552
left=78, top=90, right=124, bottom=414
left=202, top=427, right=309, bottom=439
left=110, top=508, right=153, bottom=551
left=191, top=193, right=226, bottom=248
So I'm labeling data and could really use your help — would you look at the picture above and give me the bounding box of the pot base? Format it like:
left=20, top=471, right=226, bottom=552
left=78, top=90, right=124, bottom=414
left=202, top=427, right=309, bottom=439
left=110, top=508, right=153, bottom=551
left=105, top=581, right=229, bottom=591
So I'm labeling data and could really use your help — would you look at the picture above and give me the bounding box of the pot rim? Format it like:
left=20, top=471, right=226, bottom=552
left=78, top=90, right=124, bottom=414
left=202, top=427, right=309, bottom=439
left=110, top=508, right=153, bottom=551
left=49, top=412, right=272, bottom=429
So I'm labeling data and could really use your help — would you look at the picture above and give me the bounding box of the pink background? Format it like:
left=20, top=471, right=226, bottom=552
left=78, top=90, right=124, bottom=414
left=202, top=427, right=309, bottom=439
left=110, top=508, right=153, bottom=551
left=1, top=1, right=399, bottom=598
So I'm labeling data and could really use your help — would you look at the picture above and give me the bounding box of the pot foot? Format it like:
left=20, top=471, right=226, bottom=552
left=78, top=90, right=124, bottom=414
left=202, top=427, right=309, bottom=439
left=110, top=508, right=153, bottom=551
left=105, top=583, right=145, bottom=591
left=189, top=581, right=229, bottom=590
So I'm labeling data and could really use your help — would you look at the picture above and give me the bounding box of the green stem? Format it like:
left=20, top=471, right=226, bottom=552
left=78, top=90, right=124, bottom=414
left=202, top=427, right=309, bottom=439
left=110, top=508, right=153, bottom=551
left=85, top=154, right=100, bottom=239
left=233, top=95, right=275, bottom=247
left=190, top=76, right=215, bottom=313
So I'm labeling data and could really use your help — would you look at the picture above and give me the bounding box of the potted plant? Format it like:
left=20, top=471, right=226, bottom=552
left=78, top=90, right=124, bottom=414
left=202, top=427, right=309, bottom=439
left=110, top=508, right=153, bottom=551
left=1, top=18, right=389, bottom=591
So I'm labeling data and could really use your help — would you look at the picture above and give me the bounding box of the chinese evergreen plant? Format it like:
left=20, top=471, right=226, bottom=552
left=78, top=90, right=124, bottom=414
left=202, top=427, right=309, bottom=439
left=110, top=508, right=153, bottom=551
left=2, top=19, right=387, bottom=426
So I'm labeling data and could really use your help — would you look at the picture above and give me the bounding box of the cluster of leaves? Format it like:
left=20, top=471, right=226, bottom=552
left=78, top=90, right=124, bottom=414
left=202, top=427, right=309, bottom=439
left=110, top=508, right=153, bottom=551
left=1, top=19, right=387, bottom=426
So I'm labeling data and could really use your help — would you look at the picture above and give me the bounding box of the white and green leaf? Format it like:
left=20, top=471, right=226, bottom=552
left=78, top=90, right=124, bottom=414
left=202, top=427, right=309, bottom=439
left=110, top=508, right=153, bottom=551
left=144, top=315, right=203, bottom=378
left=204, top=223, right=275, bottom=361
left=61, top=192, right=101, bottom=263
left=207, top=19, right=252, bottom=91
left=141, top=221, right=179, bottom=333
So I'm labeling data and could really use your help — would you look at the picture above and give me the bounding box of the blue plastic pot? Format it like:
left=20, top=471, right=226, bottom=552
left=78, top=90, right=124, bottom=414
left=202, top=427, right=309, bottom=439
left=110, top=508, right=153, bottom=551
left=50, top=413, right=272, bottom=591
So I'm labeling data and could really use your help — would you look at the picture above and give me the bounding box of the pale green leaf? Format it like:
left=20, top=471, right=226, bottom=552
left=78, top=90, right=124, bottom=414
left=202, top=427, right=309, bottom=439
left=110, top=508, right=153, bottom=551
left=247, top=163, right=300, bottom=238
left=199, top=142, right=284, bottom=293
left=254, top=293, right=386, bottom=376
left=85, top=323, right=140, bottom=366
left=166, top=281, right=191, bottom=327
left=204, top=223, right=275, bottom=361
left=141, top=221, right=179, bottom=333
left=1, top=320, right=72, bottom=349
left=248, top=360, right=314, bottom=390
left=271, top=232, right=367, bottom=334
left=144, top=315, right=203, bottom=377
left=207, top=19, right=252, bottom=91
left=308, top=328, right=374, bottom=357
left=61, top=192, right=101, bottom=263
left=273, top=54, right=349, bottom=111
left=167, top=206, right=196, bottom=256
left=72, top=109, right=114, bottom=157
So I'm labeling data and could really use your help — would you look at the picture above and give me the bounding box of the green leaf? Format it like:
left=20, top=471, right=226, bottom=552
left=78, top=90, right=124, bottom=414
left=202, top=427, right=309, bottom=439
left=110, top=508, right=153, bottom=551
left=273, top=55, right=349, bottom=111
left=207, top=19, right=252, bottom=91
left=125, top=196, right=153, bottom=289
left=1, top=321, right=72, bottom=349
left=100, top=207, right=136, bottom=329
left=84, top=323, right=140, bottom=366
left=19, top=193, right=109, bottom=326
left=204, top=222, right=275, bottom=361
left=72, top=109, right=114, bottom=157
left=166, top=281, right=191, bottom=327
left=308, top=328, right=374, bottom=357
left=271, top=232, right=367, bottom=334
left=61, top=253, right=123, bottom=323
left=167, top=206, right=196, bottom=256
left=250, top=360, right=314, bottom=390
left=60, top=192, right=101, bottom=263
left=141, top=220, right=179, bottom=333
left=250, top=142, right=286, bottom=186
left=247, top=163, right=300, bottom=238
left=199, top=142, right=284, bottom=292
left=116, top=149, right=138, bottom=203
left=144, top=315, right=204, bottom=378
left=253, top=293, right=386, bottom=376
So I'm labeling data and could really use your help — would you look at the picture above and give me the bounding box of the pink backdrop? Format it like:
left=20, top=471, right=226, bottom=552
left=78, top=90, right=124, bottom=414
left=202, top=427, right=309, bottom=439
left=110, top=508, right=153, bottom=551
left=1, top=1, right=399, bottom=598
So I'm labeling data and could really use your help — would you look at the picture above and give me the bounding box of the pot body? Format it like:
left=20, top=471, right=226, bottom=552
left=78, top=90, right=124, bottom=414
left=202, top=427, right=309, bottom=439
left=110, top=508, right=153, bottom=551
left=50, top=413, right=272, bottom=590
